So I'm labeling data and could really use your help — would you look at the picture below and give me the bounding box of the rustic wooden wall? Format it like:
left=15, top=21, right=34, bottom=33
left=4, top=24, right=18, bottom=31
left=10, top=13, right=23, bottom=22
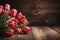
left=0, top=0, right=60, bottom=26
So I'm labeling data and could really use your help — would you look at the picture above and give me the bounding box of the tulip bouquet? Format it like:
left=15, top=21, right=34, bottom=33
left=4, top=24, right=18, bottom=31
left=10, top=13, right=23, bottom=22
left=0, top=4, right=30, bottom=37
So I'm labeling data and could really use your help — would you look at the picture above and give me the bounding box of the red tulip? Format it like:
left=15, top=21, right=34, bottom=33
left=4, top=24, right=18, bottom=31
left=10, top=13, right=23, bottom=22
left=12, top=19, right=19, bottom=23
left=21, top=15, right=25, bottom=19
left=22, top=26, right=30, bottom=34
left=21, top=18, right=28, bottom=24
left=10, top=9, right=17, bottom=17
left=15, top=28, right=21, bottom=34
left=0, top=5, right=3, bottom=15
left=16, top=12, right=23, bottom=20
left=8, top=20, right=17, bottom=28
left=5, top=30, right=14, bottom=37
left=21, top=21, right=28, bottom=24
left=5, top=4, right=10, bottom=11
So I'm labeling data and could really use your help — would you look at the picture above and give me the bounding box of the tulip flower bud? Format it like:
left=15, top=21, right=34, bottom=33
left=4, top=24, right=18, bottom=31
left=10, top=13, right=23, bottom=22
left=15, top=28, right=21, bottom=34
left=16, top=12, right=23, bottom=19
left=5, top=30, right=14, bottom=37
left=10, top=9, right=17, bottom=17
left=8, top=20, right=17, bottom=28
left=5, top=4, right=10, bottom=11
left=21, top=18, right=28, bottom=24
left=0, top=5, right=3, bottom=15
left=22, top=26, right=30, bottom=34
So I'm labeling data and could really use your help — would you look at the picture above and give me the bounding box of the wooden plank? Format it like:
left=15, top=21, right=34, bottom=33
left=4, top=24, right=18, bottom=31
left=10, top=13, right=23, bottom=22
left=41, top=26, right=60, bottom=40
left=52, top=26, right=60, bottom=33
left=32, top=26, right=45, bottom=40
left=32, top=26, right=60, bottom=40
left=32, top=27, right=41, bottom=40
left=37, top=27, right=47, bottom=40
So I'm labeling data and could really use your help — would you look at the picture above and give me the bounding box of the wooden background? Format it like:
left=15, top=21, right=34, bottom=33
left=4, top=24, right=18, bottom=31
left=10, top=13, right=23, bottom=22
left=0, top=0, right=60, bottom=26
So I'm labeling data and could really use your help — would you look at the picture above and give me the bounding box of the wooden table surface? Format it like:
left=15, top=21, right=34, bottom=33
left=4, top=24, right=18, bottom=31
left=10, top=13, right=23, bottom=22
left=0, top=26, right=60, bottom=40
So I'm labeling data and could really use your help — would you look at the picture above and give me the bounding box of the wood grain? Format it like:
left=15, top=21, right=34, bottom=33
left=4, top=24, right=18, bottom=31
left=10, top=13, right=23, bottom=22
left=31, top=26, right=60, bottom=40
left=32, top=26, right=46, bottom=40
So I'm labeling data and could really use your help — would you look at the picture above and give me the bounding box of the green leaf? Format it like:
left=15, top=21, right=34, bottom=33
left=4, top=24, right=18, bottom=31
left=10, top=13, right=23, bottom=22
left=17, top=22, right=30, bottom=28
left=0, top=10, right=11, bottom=33
left=17, top=24, right=25, bottom=28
